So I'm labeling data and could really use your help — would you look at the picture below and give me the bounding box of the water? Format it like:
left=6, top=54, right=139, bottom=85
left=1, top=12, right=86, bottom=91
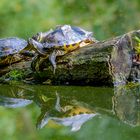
left=0, top=84, right=140, bottom=140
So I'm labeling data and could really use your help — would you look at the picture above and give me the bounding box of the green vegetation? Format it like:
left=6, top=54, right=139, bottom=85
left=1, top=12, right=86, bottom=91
left=7, top=69, right=24, bottom=80
left=134, top=36, right=140, bottom=54
left=0, top=0, right=140, bottom=40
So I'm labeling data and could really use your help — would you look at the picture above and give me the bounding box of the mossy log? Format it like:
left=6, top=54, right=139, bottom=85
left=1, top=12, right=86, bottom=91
left=34, top=30, right=140, bottom=86
left=1, top=30, right=140, bottom=86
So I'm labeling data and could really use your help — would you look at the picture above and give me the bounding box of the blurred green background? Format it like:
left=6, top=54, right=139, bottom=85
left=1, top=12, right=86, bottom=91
left=0, top=0, right=140, bottom=40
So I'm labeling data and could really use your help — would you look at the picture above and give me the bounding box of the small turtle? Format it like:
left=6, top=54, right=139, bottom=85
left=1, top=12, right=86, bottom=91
left=29, top=25, right=98, bottom=73
left=0, top=37, right=33, bottom=66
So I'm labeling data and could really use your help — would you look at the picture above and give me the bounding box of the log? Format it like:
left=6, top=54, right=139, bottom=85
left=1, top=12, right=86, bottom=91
left=33, top=33, right=132, bottom=86
left=1, top=30, right=140, bottom=86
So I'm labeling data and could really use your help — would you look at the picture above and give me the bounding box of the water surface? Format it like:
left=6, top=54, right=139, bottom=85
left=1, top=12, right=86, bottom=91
left=0, top=84, right=140, bottom=140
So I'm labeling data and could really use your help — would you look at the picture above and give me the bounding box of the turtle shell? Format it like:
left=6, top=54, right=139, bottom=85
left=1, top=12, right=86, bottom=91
left=0, top=37, right=27, bottom=57
left=0, top=37, right=28, bottom=66
left=42, top=25, right=94, bottom=47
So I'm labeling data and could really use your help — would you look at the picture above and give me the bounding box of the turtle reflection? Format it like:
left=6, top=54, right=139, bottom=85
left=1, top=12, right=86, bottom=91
left=36, top=92, right=98, bottom=131
left=0, top=86, right=33, bottom=108
left=0, top=84, right=140, bottom=131
left=0, top=95, right=32, bottom=108
left=0, top=85, right=99, bottom=131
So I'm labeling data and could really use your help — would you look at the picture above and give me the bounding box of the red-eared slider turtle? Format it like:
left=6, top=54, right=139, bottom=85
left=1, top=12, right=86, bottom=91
left=0, top=37, right=30, bottom=66
left=29, top=25, right=98, bottom=73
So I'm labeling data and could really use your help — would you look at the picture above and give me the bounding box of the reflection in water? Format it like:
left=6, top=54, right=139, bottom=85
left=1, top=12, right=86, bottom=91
left=0, top=84, right=139, bottom=131
left=113, top=84, right=140, bottom=126
left=47, top=114, right=96, bottom=132
left=37, top=92, right=98, bottom=131
left=0, top=95, right=32, bottom=108
left=0, top=85, right=33, bottom=108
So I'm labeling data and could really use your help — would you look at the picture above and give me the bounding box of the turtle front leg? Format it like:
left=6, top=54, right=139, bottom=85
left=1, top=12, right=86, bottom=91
left=49, top=51, right=57, bottom=74
left=49, top=50, right=65, bottom=74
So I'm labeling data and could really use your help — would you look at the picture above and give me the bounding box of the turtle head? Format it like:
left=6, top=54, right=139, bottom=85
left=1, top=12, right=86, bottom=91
left=28, top=38, right=45, bottom=55
left=32, top=29, right=53, bottom=43
left=32, top=32, right=43, bottom=42
left=86, top=32, right=99, bottom=43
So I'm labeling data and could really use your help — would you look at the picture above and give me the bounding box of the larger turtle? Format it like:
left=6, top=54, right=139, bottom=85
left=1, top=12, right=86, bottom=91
left=29, top=25, right=98, bottom=73
left=0, top=37, right=33, bottom=67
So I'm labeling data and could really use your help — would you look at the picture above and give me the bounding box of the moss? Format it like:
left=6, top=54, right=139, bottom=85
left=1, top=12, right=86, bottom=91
left=134, top=36, right=140, bottom=54
left=0, top=69, right=32, bottom=83
left=8, top=69, right=24, bottom=80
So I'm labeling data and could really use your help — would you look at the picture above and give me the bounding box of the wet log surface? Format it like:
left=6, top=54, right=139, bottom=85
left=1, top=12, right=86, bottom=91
left=1, top=30, right=140, bottom=86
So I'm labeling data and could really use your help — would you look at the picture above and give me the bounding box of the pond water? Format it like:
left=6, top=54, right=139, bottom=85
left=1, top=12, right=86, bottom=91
left=0, top=84, right=140, bottom=140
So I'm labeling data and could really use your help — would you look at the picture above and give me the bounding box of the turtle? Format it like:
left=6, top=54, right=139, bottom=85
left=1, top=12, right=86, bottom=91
left=0, top=37, right=33, bottom=67
left=29, top=25, right=98, bottom=73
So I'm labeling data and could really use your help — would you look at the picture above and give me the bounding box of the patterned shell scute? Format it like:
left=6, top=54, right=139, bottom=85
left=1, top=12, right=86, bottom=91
left=44, top=25, right=93, bottom=46
left=0, top=37, right=27, bottom=57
